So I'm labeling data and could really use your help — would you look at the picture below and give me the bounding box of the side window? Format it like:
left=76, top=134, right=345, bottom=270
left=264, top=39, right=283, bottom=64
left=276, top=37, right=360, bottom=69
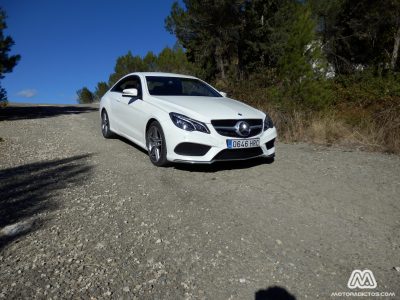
left=111, top=76, right=142, bottom=98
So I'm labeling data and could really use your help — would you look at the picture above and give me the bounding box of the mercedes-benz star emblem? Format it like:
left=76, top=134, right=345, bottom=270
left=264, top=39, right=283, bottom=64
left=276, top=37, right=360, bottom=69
left=235, top=121, right=251, bottom=137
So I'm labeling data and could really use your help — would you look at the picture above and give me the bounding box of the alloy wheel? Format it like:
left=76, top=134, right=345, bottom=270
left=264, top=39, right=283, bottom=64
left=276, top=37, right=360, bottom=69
left=101, top=112, right=109, bottom=135
left=147, top=126, right=163, bottom=162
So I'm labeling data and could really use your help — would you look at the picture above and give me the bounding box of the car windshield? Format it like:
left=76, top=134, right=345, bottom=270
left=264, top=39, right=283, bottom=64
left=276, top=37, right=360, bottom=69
left=146, top=76, right=222, bottom=97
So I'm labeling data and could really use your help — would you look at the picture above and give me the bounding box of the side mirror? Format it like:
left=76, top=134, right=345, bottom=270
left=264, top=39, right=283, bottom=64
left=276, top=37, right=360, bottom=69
left=122, top=88, right=138, bottom=97
left=219, top=91, right=227, bottom=97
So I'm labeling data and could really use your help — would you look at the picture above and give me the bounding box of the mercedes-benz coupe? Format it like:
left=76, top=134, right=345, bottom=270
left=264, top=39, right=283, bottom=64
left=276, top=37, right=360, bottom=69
left=100, top=72, right=277, bottom=166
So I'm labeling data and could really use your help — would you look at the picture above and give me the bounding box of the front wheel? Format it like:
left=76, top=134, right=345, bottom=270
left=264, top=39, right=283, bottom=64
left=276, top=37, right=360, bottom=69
left=101, top=110, right=114, bottom=138
left=146, top=121, right=169, bottom=167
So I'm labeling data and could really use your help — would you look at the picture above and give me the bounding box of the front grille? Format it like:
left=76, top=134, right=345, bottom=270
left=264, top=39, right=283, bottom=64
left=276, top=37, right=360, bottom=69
left=174, top=143, right=211, bottom=156
left=213, top=147, right=263, bottom=161
left=211, top=119, right=263, bottom=137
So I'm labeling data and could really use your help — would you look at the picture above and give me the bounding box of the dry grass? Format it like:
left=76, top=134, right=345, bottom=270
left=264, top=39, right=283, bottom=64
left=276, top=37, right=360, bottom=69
left=262, top=104, right=400, bottom=154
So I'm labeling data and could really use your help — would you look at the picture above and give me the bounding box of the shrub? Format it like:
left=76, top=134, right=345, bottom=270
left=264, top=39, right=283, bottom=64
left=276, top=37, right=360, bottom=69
left=221, top=69, right=400, bottom=154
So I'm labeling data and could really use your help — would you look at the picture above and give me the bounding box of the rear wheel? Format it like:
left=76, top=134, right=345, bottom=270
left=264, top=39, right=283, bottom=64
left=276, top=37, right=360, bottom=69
left=101, top=110, right=114, bottom=138
left=146, top=121, right=169, bottom=167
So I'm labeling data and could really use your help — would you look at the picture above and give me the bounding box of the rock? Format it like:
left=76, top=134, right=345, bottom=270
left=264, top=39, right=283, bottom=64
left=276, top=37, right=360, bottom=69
left=0, top=220, right=33, bottom=237
left=394, top=266, right=400, bottom=272
left=123, top=286, right=130, bottom=292
left=95, top=242, right=105, bottom=250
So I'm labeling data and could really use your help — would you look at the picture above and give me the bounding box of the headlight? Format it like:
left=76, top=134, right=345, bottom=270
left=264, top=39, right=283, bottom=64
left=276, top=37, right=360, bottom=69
left=263, top=115, right=274, bottom=131
left=169, top=113, right=210, bottom=134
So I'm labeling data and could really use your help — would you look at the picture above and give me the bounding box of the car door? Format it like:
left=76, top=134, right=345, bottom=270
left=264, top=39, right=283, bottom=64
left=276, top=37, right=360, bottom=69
left=109, top=75, right=147, bottom=142
left=108, top=79, right=126, bottom=133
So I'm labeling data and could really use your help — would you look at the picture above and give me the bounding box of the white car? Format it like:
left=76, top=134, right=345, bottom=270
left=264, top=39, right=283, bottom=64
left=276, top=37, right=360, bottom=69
left=100, top=72, right=277, bottom=166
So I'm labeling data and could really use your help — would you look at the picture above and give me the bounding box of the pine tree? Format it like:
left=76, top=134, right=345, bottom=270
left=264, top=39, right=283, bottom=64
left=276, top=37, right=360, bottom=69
left=314, top=0, right=400, bottom=73
left=94, top=82, right=109, bottom=101
left=166, top=0, right=244, bottom=80
left=0, top=8, right=21, bottom=104
left=272, top=2, right=332, bottom=109
left=77, top=87, right=94, bottom=104
left=108, top=51, right=148, bottom=86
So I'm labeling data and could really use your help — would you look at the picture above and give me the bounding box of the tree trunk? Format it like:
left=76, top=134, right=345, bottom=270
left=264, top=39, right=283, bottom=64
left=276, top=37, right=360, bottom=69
left=215, top=35, right=226, bottom=80
left=216, top=52, right=225, bottom=80
left=390, top=22, right=400, bottom=70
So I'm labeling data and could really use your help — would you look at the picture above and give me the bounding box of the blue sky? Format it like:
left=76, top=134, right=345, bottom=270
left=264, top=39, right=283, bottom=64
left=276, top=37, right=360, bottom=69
left=1, top=0, right=178, bottom=104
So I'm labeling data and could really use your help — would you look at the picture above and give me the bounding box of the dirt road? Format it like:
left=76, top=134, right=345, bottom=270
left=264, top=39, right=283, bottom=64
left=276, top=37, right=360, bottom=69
left=1, top=104, right=399, bottom=299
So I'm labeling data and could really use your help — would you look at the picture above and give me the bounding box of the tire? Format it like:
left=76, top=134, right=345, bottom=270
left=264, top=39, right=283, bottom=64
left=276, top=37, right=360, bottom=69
left=101, top=110, right=114, bottom=138
left=146, top=121, right=169, bottom=167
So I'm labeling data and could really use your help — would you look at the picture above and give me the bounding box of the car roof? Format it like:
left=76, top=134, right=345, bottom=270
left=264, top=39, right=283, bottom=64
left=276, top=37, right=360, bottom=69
left=129, top=72, right=197, bottom=79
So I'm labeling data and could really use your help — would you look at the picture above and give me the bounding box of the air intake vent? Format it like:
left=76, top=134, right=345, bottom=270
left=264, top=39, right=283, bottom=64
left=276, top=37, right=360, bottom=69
left=213, top=147, right=263, bottom=160
left=174, top=143, right=211, bottom=156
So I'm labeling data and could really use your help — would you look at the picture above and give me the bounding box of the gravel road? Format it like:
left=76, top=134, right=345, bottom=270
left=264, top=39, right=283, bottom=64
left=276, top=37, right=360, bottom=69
left=1, top=104, right=399, bottom=299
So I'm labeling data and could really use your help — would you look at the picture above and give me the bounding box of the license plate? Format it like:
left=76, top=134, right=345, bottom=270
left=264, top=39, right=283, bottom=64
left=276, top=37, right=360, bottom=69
left=227, top=139, right=260, bottom=149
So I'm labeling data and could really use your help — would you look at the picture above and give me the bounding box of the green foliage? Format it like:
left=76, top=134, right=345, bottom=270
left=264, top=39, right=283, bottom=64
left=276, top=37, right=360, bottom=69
left=274, top=3, right=333, bottom=110
left=76, top=87, right=94, bottom=104
left=166, top=0, right=333, bottom=109
left=108, top=51, right=148, bottom=86
left=0, top=8, right=21, bottom=103
left=312, top=0, right=400, bottom=73
left=78, top=45, right=197, bottom=103
left=240, top=0, right=289, bottom=73
left=143, top=51, right=158, bottom=71
left=0, top=87, right=7, bottom=106
left=335, top=69, right=400, bottom=108
left=107, top=45, right=196, bottom=87
left=94, top=82, right=109, bottom=101
left=166, top=0, right=245, bottom=80
left=157, top=45, right=197, bottom=74
left=276, top=4, right=315, bottom=79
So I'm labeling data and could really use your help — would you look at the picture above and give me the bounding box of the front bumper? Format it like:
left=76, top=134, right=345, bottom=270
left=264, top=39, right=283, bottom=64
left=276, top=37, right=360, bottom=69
left=162, top=120, right=277, bottom=164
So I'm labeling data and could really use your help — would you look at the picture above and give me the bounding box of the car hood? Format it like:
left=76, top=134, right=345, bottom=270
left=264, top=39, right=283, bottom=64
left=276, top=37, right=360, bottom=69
left=149, top=96, right=265, bottom=123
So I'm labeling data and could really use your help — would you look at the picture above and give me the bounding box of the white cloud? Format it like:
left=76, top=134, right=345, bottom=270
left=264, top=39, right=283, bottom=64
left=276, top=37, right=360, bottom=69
left=17, top=89, right=37, bottom=98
